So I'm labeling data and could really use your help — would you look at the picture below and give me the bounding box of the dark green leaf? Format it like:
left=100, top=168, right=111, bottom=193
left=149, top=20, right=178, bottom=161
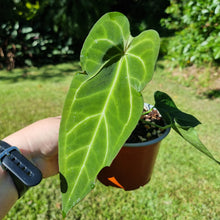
left=154, top=91, right=219, bottom=165
left=174, top=124, right=220, bottom=164
left=154, top=91, right=201, bottom=128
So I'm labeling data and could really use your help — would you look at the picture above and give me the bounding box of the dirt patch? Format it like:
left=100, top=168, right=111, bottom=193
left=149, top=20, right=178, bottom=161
left=171, top=65, right=220, bottom=98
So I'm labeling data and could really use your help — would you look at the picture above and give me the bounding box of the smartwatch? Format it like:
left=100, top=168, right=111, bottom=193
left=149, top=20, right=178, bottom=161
left=0, top=140, right=42, bottom=198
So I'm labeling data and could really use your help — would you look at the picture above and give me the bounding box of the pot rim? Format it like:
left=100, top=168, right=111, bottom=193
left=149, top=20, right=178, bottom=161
left=124, top=126, right=170, bottom=147
left=124, top=103, right=170, bottom=147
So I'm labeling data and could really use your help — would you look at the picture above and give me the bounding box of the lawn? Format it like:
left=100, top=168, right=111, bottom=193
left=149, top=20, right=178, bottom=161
left=0, top=62, right=219, bottom=220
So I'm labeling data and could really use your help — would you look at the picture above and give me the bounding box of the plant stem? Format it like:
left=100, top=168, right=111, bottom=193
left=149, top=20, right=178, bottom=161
left=142, top=107, right=153, bottom=115
left=141, top=119, right=172, bottom=130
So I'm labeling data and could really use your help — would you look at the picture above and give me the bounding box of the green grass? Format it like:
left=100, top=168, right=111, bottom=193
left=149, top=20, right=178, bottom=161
left=1, top=62, right=219, bottom=220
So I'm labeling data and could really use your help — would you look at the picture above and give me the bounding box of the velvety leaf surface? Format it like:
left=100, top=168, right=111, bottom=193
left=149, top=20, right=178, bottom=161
left=154, top=91, right=220, bottom=164
left=59, top=12, right=160, bottom=216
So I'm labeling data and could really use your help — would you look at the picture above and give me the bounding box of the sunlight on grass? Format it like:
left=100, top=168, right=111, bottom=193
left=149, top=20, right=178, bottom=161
left=0, top=62, right=219, bottom=219
left=0, top=62, right=80, bottom=84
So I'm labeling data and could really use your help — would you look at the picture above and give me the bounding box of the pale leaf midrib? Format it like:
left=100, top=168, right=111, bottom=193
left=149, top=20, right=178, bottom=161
left=103, top=115, right=109, bottom=164
left=63, top=51, right=121, bottom=159
left=116, top=56, right=133, bottom=146
left=67, top=58, right=124, bottom=199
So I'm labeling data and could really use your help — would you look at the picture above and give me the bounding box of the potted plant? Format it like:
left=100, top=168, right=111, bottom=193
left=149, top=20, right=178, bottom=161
left=97, top=103, right=171, bottom=190
left=58, top=12, right=219, bottom=217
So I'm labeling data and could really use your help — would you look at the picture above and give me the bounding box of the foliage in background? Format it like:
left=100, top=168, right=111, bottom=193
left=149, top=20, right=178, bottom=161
left=161, top=0, right=220, bottom=67
left=0, top=0, right=75, bottom=69
left=1, top=0, right=220, bottom=70
left=0, top=0, right=169, bottom=69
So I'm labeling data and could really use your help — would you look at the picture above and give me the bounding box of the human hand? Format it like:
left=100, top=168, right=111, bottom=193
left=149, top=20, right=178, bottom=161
left=3, top=116, right=61, bottom=178
left=0, top=117, right=61, bottom=218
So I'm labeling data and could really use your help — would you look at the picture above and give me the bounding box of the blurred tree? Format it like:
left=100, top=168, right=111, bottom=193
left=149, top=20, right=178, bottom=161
left=161, top=0, right=220, bottom=67
left=0, top=0, right=42, bottom=69
left=0, top=0, right=169, bottom=69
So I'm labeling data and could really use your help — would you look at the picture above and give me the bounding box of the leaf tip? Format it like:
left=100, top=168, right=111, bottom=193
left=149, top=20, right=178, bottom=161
left=62, top=210, right=67, bottom=219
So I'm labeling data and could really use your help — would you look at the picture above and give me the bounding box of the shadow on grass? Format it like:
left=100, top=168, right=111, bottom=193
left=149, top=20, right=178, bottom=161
left=0, top=63, right=81, bottom=83
left=203, top=89, right=220, bottom=100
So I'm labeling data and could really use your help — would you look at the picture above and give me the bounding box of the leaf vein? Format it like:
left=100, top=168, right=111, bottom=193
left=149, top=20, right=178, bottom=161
left=67, top=113, right=102, bottom=136
left=126, top=53, right=146, bottom=74
left=68, top=57, right=123, bottom=197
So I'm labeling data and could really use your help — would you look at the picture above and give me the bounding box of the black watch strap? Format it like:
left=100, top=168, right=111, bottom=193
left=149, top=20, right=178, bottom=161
left=0, top=140, right=42, bottom=198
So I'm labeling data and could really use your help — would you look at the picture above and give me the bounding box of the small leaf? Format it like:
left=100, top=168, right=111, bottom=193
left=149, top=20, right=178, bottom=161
left=174, top=124, right=220, bottom=164
left=215, top=5, right=220, bottom=14
left=154, top=91, right=201, bottom=128
left=213, top=48, right=220, bottom=59
left=21, top=27, right=33, bottom=34
left=154, top=91, right=219, bottom=164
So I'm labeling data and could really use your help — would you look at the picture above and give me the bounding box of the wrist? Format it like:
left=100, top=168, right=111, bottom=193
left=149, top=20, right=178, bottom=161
left=0, top=166, right=18, bottom=197
left=0, top=166, right=18, bottom=219
left=0, top=140, right=42, bottom=199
